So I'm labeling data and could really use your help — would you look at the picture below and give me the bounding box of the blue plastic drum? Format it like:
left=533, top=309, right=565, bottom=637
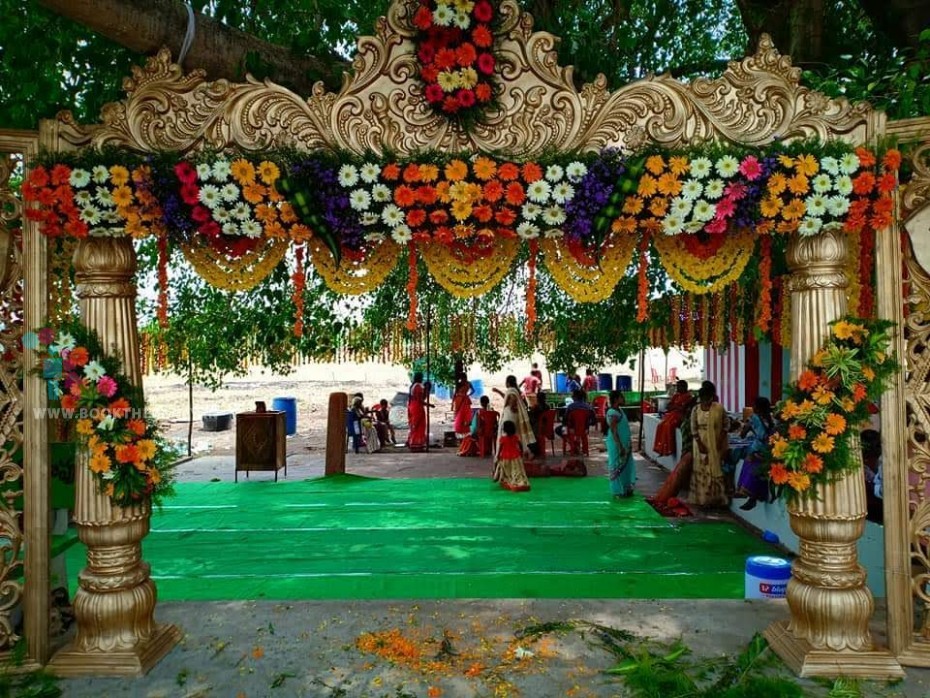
left=555, top=372, right=569, bottom=393
left=271, top=396, right=297, bottom=435
left=597, top=372, right=613, bottom=391
left=470, top=379, right=484, bottom=397
left=616, top=375, right=633, bottom=392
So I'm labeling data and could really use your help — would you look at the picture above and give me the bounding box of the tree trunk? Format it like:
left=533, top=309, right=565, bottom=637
left=857, top=0, right=930, bottom=52
left=36, top=0, right=347, bottom=94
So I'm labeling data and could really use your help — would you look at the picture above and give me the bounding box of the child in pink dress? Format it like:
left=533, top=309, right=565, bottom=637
left=493, top=421, right=531, bottom=492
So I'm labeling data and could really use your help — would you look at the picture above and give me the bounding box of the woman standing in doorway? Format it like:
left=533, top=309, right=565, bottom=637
left=690, top=384, right=729, bottom=507
left=406, top=371, right=428, bottom=452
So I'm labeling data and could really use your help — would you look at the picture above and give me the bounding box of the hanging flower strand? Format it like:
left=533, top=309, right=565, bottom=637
left=756, top=235, right=772, bottom=334
left=157, top=234, right=169, bottom=328
left=636, top=232, right=650, bottom=322
left=406, top=242, right=419, bottom=331
left=525, top=239, right=538, bottom=336
left=292, top=244, right=306, bottom=338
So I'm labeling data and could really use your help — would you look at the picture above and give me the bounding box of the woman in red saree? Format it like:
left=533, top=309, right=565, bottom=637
left=652, top=380, right=694, bottom=456
left=452, top=374, right=475, bottom=437
left=406, top=371, right=428, bottom=452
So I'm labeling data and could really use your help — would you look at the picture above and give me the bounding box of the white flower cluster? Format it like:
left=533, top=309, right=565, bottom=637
left=516, top=163, right=584, bottom=240
left=69, top=165, right=126, bottom=237
left=193, top=160, right=264, bottom=238
left=796, top=154, right=859, bottom=237
left=432, top=0, right=475, bottom=29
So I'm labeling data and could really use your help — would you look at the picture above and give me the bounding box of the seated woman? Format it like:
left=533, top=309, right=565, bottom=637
left=649, top=403, right=694, bottom=508
left=351, top=395, right=381, bottom=453
left=734, top=396, right=775, bottom=510
left=652, top=380, right=694, bottom=456
left=372, top=399, right=396, bottom=447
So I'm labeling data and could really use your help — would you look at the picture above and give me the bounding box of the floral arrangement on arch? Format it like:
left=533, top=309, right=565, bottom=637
left=30, top=322, right=177, bottom=508
left=766, top=316, right=897, bottom=499
left=412, top=0, right=498, bottom=117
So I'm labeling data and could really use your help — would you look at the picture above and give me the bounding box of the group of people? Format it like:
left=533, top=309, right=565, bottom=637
left=349, top=394, right=397, bottom=453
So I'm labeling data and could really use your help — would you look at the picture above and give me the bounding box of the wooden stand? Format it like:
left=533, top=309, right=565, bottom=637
left=235, top=410, right=286, bottom=481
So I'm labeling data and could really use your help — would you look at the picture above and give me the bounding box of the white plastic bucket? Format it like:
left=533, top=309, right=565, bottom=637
left=745, top=556, right=791, bottom=599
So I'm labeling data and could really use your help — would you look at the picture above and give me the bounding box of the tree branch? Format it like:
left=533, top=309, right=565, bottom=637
left=36, top=0, right=348, bottom=94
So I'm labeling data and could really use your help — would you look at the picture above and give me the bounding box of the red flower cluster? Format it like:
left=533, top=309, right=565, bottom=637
left=413, top=0, right=497, bottom=115
left=22, top=165, right=84, bottom=237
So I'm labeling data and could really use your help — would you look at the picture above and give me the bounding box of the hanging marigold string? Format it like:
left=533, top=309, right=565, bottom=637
left=700, top=294, right=710, bottom=346
left=683, top=293, right=693, bottom=349
left=756, top=235, right=772, bottom=335
left=772, top=277, right=783, bottom=347
left=407, top=241, right=419, bottom=331
left=526, top=239, right=538, bottom=336
left=859, top=226, right=875, bottom=317
left=780, top=279, right=792, bottom=348
left=292, top=244, right=306, bottom=338
left=157, top=234, right=169, bottom=328
left=636, top=231, right=651, bottom=322
left=845, top=228, right=862, bottom=316
left=670, top=294, right=680, bottom=347
left=729, top=283, right=739, bottom=345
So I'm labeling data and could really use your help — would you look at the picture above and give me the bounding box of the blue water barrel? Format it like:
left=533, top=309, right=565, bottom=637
left=434, top=384, right=450, bottom=400
left=616, top=375, right=633, bottom=392
left=597, top=372, right=613, bottom=391
left=470, top=379, right=484, bottom=397
left=271, top=396, right=297, bottom=435
left=555, top=372, right=569, bottom=393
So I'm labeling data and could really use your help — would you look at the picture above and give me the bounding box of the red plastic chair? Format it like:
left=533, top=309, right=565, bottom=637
left=591, top=395, right=608, bottom=434
left=537, top=409, right=557, bottom=457
left=477, top=409, right=499, bottom=457
left=563, top=409, right=591, bottom=456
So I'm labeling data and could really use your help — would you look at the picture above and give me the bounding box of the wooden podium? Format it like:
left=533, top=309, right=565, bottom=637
left=235, top=409, right=287, bottom=481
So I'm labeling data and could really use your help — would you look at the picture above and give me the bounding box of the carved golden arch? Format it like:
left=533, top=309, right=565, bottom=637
left=23, top=0, right=930, bottom=678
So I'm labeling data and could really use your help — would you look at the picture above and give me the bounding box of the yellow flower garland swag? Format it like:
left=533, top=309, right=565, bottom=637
left=309, top=236, right=400, bottom=295
left=766, top=316, right=897, bottom=499
left=652, top=227, right=755, bottom=295
left=181, top=235, right=289, bottom=292
left=418, top=237, right=520, bottom=298
left=539, top=229, right=637, bottom=303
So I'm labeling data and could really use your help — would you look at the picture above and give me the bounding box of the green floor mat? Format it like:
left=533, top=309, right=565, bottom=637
left=66, top=476, right=780, bottom=600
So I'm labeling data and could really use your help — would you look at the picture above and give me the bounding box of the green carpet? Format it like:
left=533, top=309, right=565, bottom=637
left=66, top=475, right=780, bottom=600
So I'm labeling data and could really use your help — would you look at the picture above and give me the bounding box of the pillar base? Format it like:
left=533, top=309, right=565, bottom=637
left=765, top=621, right=904, bottom=679
left=47, top=623, right=182, bottom=677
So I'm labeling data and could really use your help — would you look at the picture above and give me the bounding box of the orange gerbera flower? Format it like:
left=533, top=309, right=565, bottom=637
left=769, top=462, right=789, bottom=485
left=798, top=370, right=819, bottom=392
left=111, top=186, right=133, bottom=208
left=668, top=156, right=689, bottom=176
left=497, top=163, right=520, bottom=181
left=115, top=443, right=140, bottom=464
left=483, top=180, right=504, bottom=202
left=60, top=394, right=78, bottom=411
left=451, top=199, right=472, bottom=221
left=771, top=436, right=789, bottom=458
left=127, top=419, right=147, bottom=436
left=402, top=164, right=421, bottom=183
left=812, top=385, right=834, bottom=405
left=637, top=175, right=658, bottom=197
left=767, top=173, right=788, bottom=195
left=445, top=160, right=468, bottom=181
left=788, top=424, right=807, bottom=441
left=382, top=164, right=401, bottom=181
left=495, top=207, right=517, bottom=226
left=811, top=433, right=835, bottom=454
left=394, top=186, right=416, bottom=208
left=794, top=154, right=819, bottom=176
left=862, top=366, right=876, bottom=382
left=612, top=216, right=637, bottom=234
left=254, top=203, right=277, bottom=223
left=504, top=182, right=525, bottom=206
left=622, top=196, right=644, bottom=215
left=852, top=172, right=876, bottom=195
left=802, top=453, right=824, bottom=474
left=883, top=149, right=902, bottom=171
left=645, top=155, right=666, bottom=175
left=416, top=185, right=438, bottom=205
left=656, top=173, right=682, bottom=197
left=781, top=199, right=806, bottom=220
left=257, top=161, right=280, bottom=184
left=407, top=209, right=427, bottom=227
left=418, top=164, right=439, bottom=183
left=824, top=413, right=846, bottom=435
left=76, top=419, right=94, bottom=436
left=230, top=159, right=256, bottom=184
left=429, top=209, right=449, bottom=225
left=435, top=181, right=451, bottom=203
left=786, top=471, right=811, bottom=492
left=852, top=383, right=868, bottom=402
left=90, top=452, right=112, bottom=474
left=472, top=157, right=497, bottom=181
left=649, top=197, right=668, bottom=217
left=108, top=398, right=131, bottom=418
left=68, top=346, right=89, bottom=366
left=109, top=165, right=130, bottom=186
left=472, top=204, right=493, bottom=223
left=521, top=162, right=543, bottom=183
left=760, top=196, right=782, bottom=218
left=243, top=182, right=267, bottom=204
left=855, top=147, right=876, bottom=168
left=787, top=173, right=809, bottom=195
left=279, top=203, right=297, bottom=223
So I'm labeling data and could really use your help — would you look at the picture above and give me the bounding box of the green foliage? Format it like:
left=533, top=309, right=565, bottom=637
left=0, top=669, right=61, bottom=698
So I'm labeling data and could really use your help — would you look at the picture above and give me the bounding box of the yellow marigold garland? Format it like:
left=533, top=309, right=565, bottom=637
left=181, top=235, right=289, bottom=291
left=309, top=237, right=400, bottom=295
left=418, top=237, right=519, bottom=298
left=539, top=230, right=637, bottom=303
left=652, top=228, right=755, bottom=295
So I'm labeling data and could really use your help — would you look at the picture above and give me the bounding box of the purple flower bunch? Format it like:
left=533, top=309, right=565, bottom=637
left=731, top=155, right=778, bottom=229
left=564, top=149, right=626, bottom=243
left=284, top=157, right=364, bottom=251
left=148, top=156, right=195, bottom=243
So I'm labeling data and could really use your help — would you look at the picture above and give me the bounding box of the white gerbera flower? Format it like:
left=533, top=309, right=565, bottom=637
left=220, top=183, right=240, bottom=202
left=690, top=157, right=712, bottom=178
left=231, top=202, right=251, bottom=220
left=550, top=182, right=575, bottom=204
left=805, top=194, right=828, bottom=217
left=704, top=179, right=724, bottom=199
left=543, top=228, right=562, bottom=239
left=691, top=200, right=715, bottom=222
left=91, top=165, right=109, bottom=184
left=364, top=232, right=386, bottom=243
left=391, top=224, right=412, bottom=244
left=97, top=414, right=116, bottom=432
left=361, top=212, right=380, bottom=226
left=94, top=186, right=113, bottom=206
left=89, top=227, right=110, bottom=237
left=53, top=332, right=76, bottom=353
left=222, top=222, right=240, bottom=236
left=516, top=222, right=540, bottom=239
left=360, top=163, right=381, bottom=183
left=826, top=195, right=850, bottom=217
left=74, top=190, right=93, bottom=206
left=822, top=221, right=844, bottom=232
left=338, top=164, right=359, bottom=187
left=820, top=156, right=840, bottom=175
left=381, top=204, right=404, bottom=228
left=212, top=160, right=232, bottom=181
left=101, top=210, right=121, bottom=224
left=527, top=180, right=551, bottom=203
left=715, top=155, right=740, bottom=178
left=241, top=220, right=263, bottom=238
left=214, top=207, right=231, bottom=222
left=681, top=179, right=704, bottom=201
left=371, top=184, right=391, bottom=202
left=452, top=10, right=471, bottom=29
left=812, top=174, right=833, bottom=194
left=432, top=4, right=454, bottom=25
left=662, top=215, right=684, bottom=235
left=834, top=175, right=853, bottom=196
left=839, top=152, right=860, bottom=175
left=101, top=469, right=116, bottom=480
left=684, top=221, right=705, bottom=234
left=84, top=360, right=106, bottom=381
left=79, top=205, right=102, bottom=225
left=565, top=162, right=588, bottom=182
left=542, top=206, right=566, bottom=226
left=545, top=164, right=564, bottom=182
left=349, top=189, right=372, bottom=211
left=670, top=197, right=693, bottom=218
left=196, top=163, right=213, bottom=181
left=198, top=184, right=222, bottom=209
left=521, top=203, right=541, bottom=220
left=69, top=168, right=91, bottom=188
left=798, top=217, right=823, bottom=236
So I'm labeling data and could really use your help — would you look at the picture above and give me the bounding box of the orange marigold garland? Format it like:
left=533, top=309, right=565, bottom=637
left=157, top=234, right=169, bottom=328
left=858, top=226, right=875, bottom=318
left=699, top=294, right=710, bottom=346
left=756, top=235, right=772, bottom=335
left=525, top=239, right=538, bottom=336
left=406, top=241, right=419, bottom=331
left=683, top=293, right=693, bottom=349
left=292, top=244, right=306, bottom=338
left=670, top=294, right=680, bottom=346
left=636, top=232, right=650, bottom=322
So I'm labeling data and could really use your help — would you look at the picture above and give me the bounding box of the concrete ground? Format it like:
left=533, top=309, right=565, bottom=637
left=48, top=423, right=930, bottom=697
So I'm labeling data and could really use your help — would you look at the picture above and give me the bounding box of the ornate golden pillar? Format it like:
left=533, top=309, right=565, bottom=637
left=48, top=237, right=180, bottom=676
left=765, top=228, right=903, bottom=678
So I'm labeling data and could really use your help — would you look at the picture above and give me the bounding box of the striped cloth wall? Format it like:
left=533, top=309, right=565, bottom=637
left=703, top=341, right=790, bottom=413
